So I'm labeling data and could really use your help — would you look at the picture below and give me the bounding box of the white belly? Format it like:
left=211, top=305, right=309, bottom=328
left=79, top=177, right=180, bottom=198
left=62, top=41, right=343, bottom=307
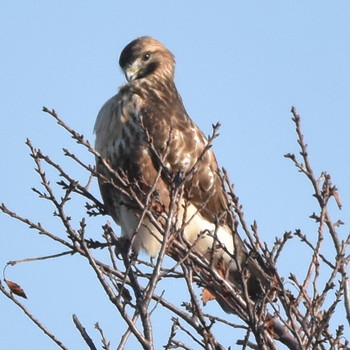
left=120, top=201, right=234, bottom=260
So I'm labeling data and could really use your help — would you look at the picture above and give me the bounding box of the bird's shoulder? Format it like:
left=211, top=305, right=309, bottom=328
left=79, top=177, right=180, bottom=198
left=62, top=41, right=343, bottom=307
left=94, top=85, right=141, bottom=130
left=94, top=85, right=146, bottom=154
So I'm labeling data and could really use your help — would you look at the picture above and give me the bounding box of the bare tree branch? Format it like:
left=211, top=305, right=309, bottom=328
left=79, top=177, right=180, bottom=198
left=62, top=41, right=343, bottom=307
left=1, top=107, right=349, bottom=350
left=72, top=314, right=97, bottom=350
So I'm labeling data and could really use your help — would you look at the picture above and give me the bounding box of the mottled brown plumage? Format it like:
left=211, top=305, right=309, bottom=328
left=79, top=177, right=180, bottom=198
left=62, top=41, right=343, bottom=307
left=94, top=37, right=268, bottom=296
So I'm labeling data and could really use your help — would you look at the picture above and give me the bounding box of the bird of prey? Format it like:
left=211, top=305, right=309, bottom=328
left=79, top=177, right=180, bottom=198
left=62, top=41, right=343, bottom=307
left=94, top=36, right=267, bottom=296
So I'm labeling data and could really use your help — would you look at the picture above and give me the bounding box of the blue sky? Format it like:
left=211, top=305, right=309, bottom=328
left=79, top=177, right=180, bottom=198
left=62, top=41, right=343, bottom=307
left=1, top=1, right=350, bottom=349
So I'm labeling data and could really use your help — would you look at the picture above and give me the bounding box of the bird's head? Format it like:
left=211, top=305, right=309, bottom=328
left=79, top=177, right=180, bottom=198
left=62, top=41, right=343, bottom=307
left=119, top=36, right=175, bottom=83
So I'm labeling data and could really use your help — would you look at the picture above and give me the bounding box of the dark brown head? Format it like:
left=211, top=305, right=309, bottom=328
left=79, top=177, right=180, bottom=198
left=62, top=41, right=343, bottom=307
left=119, top=36, right=175, bottom=82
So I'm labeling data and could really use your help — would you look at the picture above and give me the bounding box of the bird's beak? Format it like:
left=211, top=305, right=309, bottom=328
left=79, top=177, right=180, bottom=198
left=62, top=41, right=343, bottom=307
left=125, top=66, right=141, bottom=82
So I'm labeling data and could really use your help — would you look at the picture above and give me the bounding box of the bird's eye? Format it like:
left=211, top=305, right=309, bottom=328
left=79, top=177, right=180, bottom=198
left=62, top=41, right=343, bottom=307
left=141, top=52, right=151, bottom=62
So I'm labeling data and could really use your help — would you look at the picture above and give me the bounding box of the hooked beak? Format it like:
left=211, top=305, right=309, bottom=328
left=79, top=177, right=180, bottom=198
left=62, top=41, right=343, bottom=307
left=125, top=66, right=141, bottom=82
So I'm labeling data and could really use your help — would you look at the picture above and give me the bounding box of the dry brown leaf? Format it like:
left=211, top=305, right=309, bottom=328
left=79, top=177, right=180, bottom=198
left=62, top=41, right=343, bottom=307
left=201, top=287, right=216, bottom=305
left=5, top=279, right=28, bottom=299
left=116, top=283, right=132, bottom=303
left=333, top=190, right=342, bottom=209
left=266, top=317, right=278, bottom=339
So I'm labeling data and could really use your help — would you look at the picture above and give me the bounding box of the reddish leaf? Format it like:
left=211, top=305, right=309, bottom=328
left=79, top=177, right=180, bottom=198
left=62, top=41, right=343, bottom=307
left=201, top=288, right=216, bottom=305
left=5, top=279, right=28, bottom=299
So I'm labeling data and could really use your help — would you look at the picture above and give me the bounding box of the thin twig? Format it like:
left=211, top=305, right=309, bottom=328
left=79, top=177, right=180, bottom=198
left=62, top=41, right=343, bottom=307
left=72, top=314, right=97, bottom=350
left=0, top=281, right=69, bottom=350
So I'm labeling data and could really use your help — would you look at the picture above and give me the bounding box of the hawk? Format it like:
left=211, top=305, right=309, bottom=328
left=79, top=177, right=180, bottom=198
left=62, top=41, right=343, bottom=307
left=94, top=36, right=266, bottom=296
